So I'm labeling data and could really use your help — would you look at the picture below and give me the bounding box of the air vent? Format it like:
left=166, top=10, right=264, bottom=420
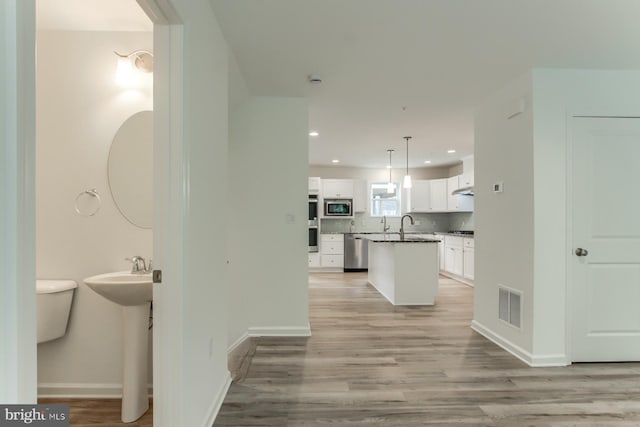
left=498, top=286, right=522, bottom=329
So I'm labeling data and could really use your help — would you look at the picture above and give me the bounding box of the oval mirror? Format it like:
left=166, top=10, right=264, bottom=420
left=108, top=111, right=153, bottom=229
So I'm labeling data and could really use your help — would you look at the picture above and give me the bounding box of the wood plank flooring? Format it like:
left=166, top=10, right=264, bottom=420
left=215, top=272, right=640, bottom=426
left=37, top=398, right=152, bottom=426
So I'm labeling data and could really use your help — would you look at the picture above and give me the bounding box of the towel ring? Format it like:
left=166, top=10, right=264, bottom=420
left=74, top=189, right=102, bottom=217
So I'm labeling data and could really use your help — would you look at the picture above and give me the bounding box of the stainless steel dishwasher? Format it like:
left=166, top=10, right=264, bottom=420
left=344, top=233, right=368, bottom=272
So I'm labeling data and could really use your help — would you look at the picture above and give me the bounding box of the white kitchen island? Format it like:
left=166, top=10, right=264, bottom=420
left=366, top=237, right=440, bottom=305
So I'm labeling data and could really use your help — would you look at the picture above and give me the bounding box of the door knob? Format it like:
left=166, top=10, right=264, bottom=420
left=575, top=248, right=589, bottom=257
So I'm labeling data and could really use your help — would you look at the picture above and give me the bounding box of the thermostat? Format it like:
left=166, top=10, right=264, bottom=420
left=493, top=182, right=504, bottom=193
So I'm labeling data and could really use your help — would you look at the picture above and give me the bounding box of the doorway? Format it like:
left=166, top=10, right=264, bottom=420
left=569, top=116, right=640, bottom=362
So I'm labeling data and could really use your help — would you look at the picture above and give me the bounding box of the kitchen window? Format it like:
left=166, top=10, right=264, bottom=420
left=370, top=182, right=401, bottom=217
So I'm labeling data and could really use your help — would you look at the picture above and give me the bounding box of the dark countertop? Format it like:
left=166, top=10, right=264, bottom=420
left=363, top=237, right=440, bottom=243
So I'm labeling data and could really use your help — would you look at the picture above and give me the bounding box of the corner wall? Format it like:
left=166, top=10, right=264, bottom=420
left=228, top=96, right=309, bottom=347
left=473, top=72, right=535, bottom=360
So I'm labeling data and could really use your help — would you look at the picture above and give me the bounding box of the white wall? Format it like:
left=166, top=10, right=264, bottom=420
left=474, top=69, right=640, bottom=366
left=228, top=96, right=309, bottom=346
left=1, top=0, right=37, bottom=403
left=36, top=31, right=153, bottom=394
left=531, top=69, right=640, bottom=360
left=473, top=72, right=535, bottom=358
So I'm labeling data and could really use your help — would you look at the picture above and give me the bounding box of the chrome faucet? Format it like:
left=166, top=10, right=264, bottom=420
left=399, top=214, right=414, bottom=241
left=126, top=256, right=148, bottom=274
left=381, top=215, right=391, bottom=233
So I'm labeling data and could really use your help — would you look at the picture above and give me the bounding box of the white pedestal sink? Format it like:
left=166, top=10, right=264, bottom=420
left=84, top=271, right=152, bottom=423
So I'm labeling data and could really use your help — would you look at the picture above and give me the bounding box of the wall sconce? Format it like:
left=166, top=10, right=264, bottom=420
left=114, top=50, right=154, bottom=87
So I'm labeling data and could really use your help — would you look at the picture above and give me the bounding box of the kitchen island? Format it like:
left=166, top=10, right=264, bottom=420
left=365, top=236, right=441, bottom=306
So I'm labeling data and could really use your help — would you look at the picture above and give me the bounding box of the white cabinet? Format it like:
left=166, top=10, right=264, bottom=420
left=308, top=177, right=321, bottom=193
left=463, top=237, right=474, bottom=280
left=308, top=253, right=320, bottom=268
left=447, top=176, right=460, bottom=211
left=438, top=237, right=445, bottom=270
left=322, top=179, right=354, bottom=199
left=353, top=179, right=367, bottom=213
left=429, top=179, right=448, bottom=212
left=320, top=234, right=344, bottom=268
left=444, top=235, right=463, bottom=276
left=408, top=180, right=431, bottom=212
left=460, top=171, right=474, bottom=188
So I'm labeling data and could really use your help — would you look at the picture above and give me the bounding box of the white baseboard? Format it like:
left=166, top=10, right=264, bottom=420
left=38, top=382, right=153, bottom=398
left=227, top=331, right=250, bottom=355
left=440, top=271, right=474, bottom=287
left=471, top=320, right=569, bottom=367
left=248, top=324, right=312, bottom=337
left=201, top=372, right=231, bottom=427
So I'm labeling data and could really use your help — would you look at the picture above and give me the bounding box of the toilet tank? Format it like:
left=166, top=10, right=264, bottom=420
left=36, top=280, right=78, bottom=344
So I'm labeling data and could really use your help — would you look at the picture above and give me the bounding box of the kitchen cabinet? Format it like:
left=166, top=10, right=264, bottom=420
left=460, top=171, right=474, bottom=188
left=353, top=179, right=367, bottom=213
left=463, top=238, right=474, bottom=280
left=321, top=234, right=344, bottom=268
left=429, top=179, right=448, bottom=211
left=308, top=253, right=320, bottom=268
left=447, top=176, right=460, bottom=211
left=444, top=235, right=463, bottom=276
left=322, top=179, right=354, bottom=199
left=408, top=180, right=430, bottom=212
left=439, top=237, right=445, bottom=270
left=308, top=177, right=321, bottom=193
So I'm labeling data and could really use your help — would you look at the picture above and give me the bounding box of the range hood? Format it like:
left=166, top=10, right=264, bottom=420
left=452, top=186, right=474, bottom=196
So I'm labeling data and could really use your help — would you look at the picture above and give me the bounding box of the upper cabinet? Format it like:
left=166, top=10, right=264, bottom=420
left=322, top=179, right=354, bottom=199
left=308, top=177, right=321, bottom=194
left=459, top=171, right=474, bottom=188
left=408, top=175, right=473, bottom=213
left=429, top=179, right=448, bottom=212
left=446, top=176, right=460, bottom=211
left=409, top=180, right=431, bottom=212
left=353, top=179, right=367, bottom=213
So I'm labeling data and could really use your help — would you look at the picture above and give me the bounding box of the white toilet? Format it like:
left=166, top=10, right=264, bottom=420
left=36, top=279, right=78, bottom=344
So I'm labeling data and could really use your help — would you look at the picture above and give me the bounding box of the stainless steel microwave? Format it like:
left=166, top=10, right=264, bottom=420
left=324, top=199, right=353, bottom=216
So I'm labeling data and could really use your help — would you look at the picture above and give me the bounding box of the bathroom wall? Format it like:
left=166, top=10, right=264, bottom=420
left=36, top=30, right=153, bottom=396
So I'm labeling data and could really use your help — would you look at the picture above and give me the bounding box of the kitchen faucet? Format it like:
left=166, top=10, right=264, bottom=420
left=381, top=215, right=391, bottom=233
left=399, top=214, right=414, bottom=241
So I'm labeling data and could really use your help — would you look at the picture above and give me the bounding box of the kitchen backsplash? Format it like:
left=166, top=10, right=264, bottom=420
left=321, top=212, right=462, bottom=234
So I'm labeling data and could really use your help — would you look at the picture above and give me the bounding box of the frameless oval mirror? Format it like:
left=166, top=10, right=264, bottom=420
left=108, top=111, right=153, bottom=229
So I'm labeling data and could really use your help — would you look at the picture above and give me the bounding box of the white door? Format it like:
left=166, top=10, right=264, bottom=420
left=571, top=117, right=640, bottom=362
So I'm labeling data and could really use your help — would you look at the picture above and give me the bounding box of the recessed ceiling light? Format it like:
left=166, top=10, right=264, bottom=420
left=309, top=131, right=319, bottom=137
left=332, top=159, right=340, bottom=163
left=424, top=160, right=431, bottom=164
left=447, top=149, right=456, bottom=154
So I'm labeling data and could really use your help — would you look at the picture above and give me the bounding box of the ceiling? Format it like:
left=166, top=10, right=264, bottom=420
left=36, top=1, right=640, bottom=169
left=37, top=0, right=152, bottom=32
left=211, top=0, right=640, bottom=169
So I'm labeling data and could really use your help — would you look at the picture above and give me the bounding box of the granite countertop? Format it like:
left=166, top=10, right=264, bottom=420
left=365, top=237, right=441, bottom=243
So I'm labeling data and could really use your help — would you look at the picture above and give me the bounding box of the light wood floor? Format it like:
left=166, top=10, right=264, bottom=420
left=215, top=272, right=640, bottom=426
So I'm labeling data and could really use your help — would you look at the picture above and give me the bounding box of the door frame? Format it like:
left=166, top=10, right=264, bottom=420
left=565, top=112, right=640, bottom=363
left=2, top=1, right=187, bottom=424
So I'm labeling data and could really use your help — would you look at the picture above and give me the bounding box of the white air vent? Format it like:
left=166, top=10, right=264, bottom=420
left=498, top=286, right=522, bottom=329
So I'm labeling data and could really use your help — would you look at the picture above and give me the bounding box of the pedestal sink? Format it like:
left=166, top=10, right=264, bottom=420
left=84, top=271, right=152, bottom=423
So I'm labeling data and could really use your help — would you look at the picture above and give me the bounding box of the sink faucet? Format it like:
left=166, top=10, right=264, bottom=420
left=126, top=256, right=148, bottom=274
left=381, top=215, right=391, bottom=233
left=399, top=214, right=414, bottom=241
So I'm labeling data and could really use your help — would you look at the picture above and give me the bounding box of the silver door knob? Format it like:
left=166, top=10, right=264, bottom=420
left=575, top=248, right=589, bottom=257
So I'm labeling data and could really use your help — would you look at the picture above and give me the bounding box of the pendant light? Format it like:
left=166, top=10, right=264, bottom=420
left=403, top=136, right=412, bottom=189
left=387, top=149, right=395, bottom=193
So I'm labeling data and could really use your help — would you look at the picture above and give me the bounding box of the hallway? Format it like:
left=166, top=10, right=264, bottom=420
left=215, top=273, right=640, bottom=426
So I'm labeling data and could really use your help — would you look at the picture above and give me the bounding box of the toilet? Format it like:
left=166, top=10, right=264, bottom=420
left=36, top=280, right=78, bottom=344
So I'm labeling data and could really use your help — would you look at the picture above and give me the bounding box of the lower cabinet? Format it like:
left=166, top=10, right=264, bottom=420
left=444, top=236, right=463, bottom=276
left=320, top=234, right=344, bottom=268
left=462, top=237, right=474, bottom=280
left=441, top=235, right=474, bottom=285
left=308, top=252, right=320, bottom=268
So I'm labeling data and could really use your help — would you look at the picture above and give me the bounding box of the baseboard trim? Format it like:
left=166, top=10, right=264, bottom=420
left=37, top=382, right=153, bottom=398
left=247, top=324, right=312, bottom=337
left=440, top=271, right=474, bottom=287
left=471, top=320, right=569, bottom=367
left=201, top=372, right=232, bottom=427
left=227, top=331, right=249, bottom=355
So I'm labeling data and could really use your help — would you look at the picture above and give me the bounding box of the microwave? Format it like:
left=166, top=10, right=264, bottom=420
left=324, top=199, right=353, bottom=217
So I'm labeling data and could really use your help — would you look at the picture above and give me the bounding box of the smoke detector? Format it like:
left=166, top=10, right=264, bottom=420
left=308, top=74, right=322, bottom=84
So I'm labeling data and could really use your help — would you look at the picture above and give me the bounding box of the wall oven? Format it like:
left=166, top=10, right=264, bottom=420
left=308, top=195, right=319, bottom=252
left=324, top=199, right=353, bottom=217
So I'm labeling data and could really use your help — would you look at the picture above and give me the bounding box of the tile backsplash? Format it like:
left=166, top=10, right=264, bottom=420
left=320, top=212, right=467, bottom=234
